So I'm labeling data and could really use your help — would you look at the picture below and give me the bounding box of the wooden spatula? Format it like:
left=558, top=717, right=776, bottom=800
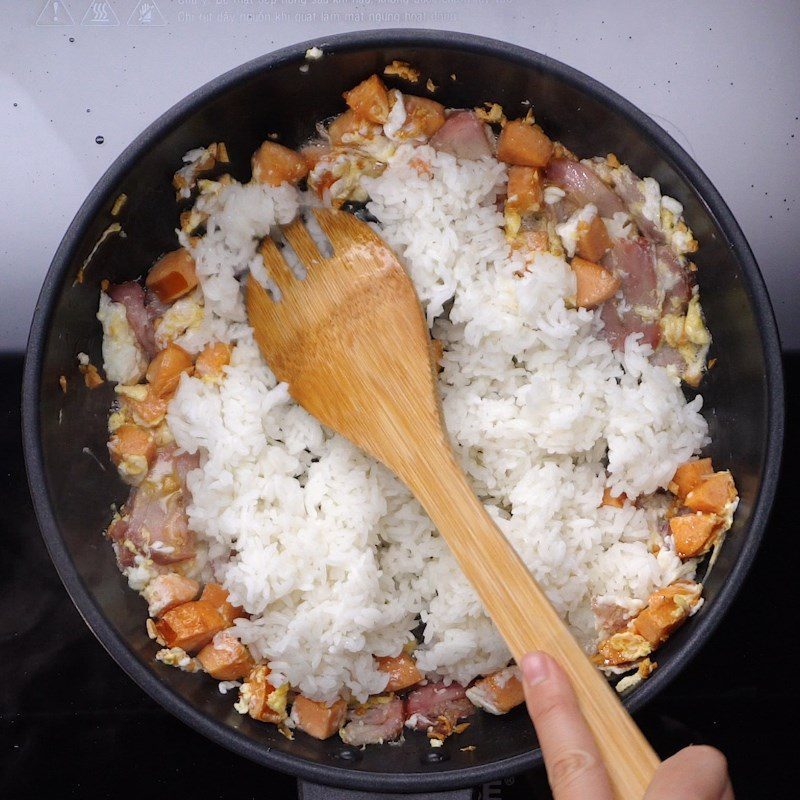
left=247, top=208, right=660, bottom=798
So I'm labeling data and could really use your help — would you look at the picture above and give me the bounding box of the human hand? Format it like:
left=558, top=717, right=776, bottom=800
left=520, top=652, right=734, bottom=799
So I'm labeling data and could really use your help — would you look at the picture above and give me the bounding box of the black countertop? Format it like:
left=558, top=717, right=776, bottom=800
left=1, top=353, right=796, bottom=799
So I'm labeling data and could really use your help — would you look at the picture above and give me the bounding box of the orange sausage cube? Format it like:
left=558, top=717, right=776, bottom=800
left=146, top=343, right=194, bottom=399
left=669, top=513, right=721, bottom=559
left=327, top=109, right=381, bottom=147
left=194, top=342, right=232, bottom=382
left=601, top=487, right=627, bottom=508
left=594, top=631, right=652, bottom=666
left=108, top=424, right=157, bottom=469
left=506, top=166, right=543, bottom=213
left=146, top=248, right=198, bottom=304
left=291, top=696, right=347, bottom=740
left=632, top=581, right=701, bottom=647
left=511, top=230, right=550, bottom=255
left=122, top=385, right=169, bottom=428
left=685, top=471, right=737, bottom=515
left=197, top=631, right=254, bottom=680
left=143, top=572, right=200, bottom=618
left=154, top=599, right=227, bottom=653
left=251, top=141, right=308, bottom=186
left=465, top=667, right=524, bottom=715
left=576, top=215, right=612, bottom=262
left=669, top=458, right=714, bottom=500
left=242, top=665, right=287, bottom=723
left=497, top=120, right=554, bottom=168
left=403, top=95, right=446, bottom=138
left=201, top=583, right=247, bottom=627
left=571, top=257, right=621, bottom=309
left=375, top=652, right=422, bottom=692
left=343, top=74, right=391, bottom=124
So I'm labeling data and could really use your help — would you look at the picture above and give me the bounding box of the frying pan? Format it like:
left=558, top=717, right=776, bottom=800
left=21, top=30, right=784, bottom=798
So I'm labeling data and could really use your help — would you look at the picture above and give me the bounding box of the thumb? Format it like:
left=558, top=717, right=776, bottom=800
left=644, top=745, right=734, bottom=800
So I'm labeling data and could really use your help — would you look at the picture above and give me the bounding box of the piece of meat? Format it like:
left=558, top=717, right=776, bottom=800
left=656, top=245, right=692, bottom=314
left=145, top=249, right=198, bottom=305
left=195, top=342, right=231, bottom=382
left=339, top=696, right=405, bottom=746
left=142, top=573, right=200, bottom=618
left=404, top=682, right=476, bottom=730
left=545, top=158, right=625, bottom=218
left=251, top=141, right=308, bottom=186
left=197, top=631, right=254, bottom=680
left=108, top=446, right=199, bottom=569
left=146, top=342, right=194, bottom=399
left=107, top=424, right=157, bottom=485
left=108, top=281, right=157, bottom=357
left=465, top=667, right=524, bottom=715
left=240, top=665, right=288, bottom=723
left=603, top=238, right=659, bottom=310
left=497, top=119, right=553, bottom=168
left=291, top=696, right=348, bottom=740
left=601, top=487, right=627, bottom=508
left=154, top=599, right=227, bottom=653
left=506, top=166, right=543, bottom=213
left=599, top=301, right=661, bottom=351
left=375, top=652, right=422, bottom=692
left=649, top=345, right=686, bottom=371
left=631, top=580, right=702, bottom=647
left=429, top=111, right=492, bottom=160
left=200, top=583, right=247, bottom=627
left=612, top=167, right=665, bottom=243
left=571, top=257, right=621, bottom=309
left=343, top=74, right=390, bottom=124
left=576, top=214, right=612, bottom=261
left=668, top=458, right=714, bottom=501
left=592, top=598, right=635, bottom=638
left=400, top=95, right=446, bottom=139
left=669, top=513, right=721, bottom=559
left=684, top=471, right=737, bottom=515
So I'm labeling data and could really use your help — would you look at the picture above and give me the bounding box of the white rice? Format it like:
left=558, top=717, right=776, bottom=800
left=162, top=143, right=707, bottom=702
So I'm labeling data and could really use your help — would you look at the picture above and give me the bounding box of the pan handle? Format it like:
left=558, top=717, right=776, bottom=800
left=297, top=779, right=476, bottom=799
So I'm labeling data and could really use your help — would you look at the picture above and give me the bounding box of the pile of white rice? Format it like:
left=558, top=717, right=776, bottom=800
left=161, top=142, right=706, bottom=703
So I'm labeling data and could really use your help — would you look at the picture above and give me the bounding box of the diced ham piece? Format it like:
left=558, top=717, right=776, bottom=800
left=599, top=302, right=661, bottom=351
left=597, top=237, right=663, bottom=351
left=404, top=682, right=476, bottom=730
left=108, top=281, right=157, bottom=357
left=656, top=245, right=692, bottom=314
left=339, top=696, right=405, bottom=746
left=649, top=345, right=686, bottom=370
left=603, top=238, right=659, bottom=311
left=429, top=111, right=492, bottom=160
left=545, top=158, right=625, bottom=218
left=108, top=446, right=199, bottom=569
left=612, top=167, right=665, bottom=243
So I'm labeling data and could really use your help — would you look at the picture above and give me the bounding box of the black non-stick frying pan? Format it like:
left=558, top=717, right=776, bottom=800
left=21, top=30, right=784, bottom=799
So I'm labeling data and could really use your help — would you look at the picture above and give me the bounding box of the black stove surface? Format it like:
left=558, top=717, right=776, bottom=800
left=1, top=353, right=796, bottom=799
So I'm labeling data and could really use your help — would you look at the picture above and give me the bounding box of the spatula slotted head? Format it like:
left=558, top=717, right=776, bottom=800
left=246, top=209, right=446, bottom=476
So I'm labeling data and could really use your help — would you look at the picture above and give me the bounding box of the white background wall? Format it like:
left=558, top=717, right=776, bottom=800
left=2, top=0, right=798, bottom=351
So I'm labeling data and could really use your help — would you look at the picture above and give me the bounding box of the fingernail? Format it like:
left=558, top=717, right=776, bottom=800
left=522, top=652, right=550, bottom=686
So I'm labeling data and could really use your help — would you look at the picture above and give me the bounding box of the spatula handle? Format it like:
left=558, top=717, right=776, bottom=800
left=402, top=445, right=660, bottom=800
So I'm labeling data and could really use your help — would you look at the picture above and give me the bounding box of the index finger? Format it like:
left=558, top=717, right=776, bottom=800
left=521, top=652, right=614, bottom=800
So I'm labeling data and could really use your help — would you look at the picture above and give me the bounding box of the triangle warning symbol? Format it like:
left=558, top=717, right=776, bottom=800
left=36, top=1, right=75, bottom=26
left=128, top=1, right=165, bottom=26
left=81, top=1, right=120, bottom=26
